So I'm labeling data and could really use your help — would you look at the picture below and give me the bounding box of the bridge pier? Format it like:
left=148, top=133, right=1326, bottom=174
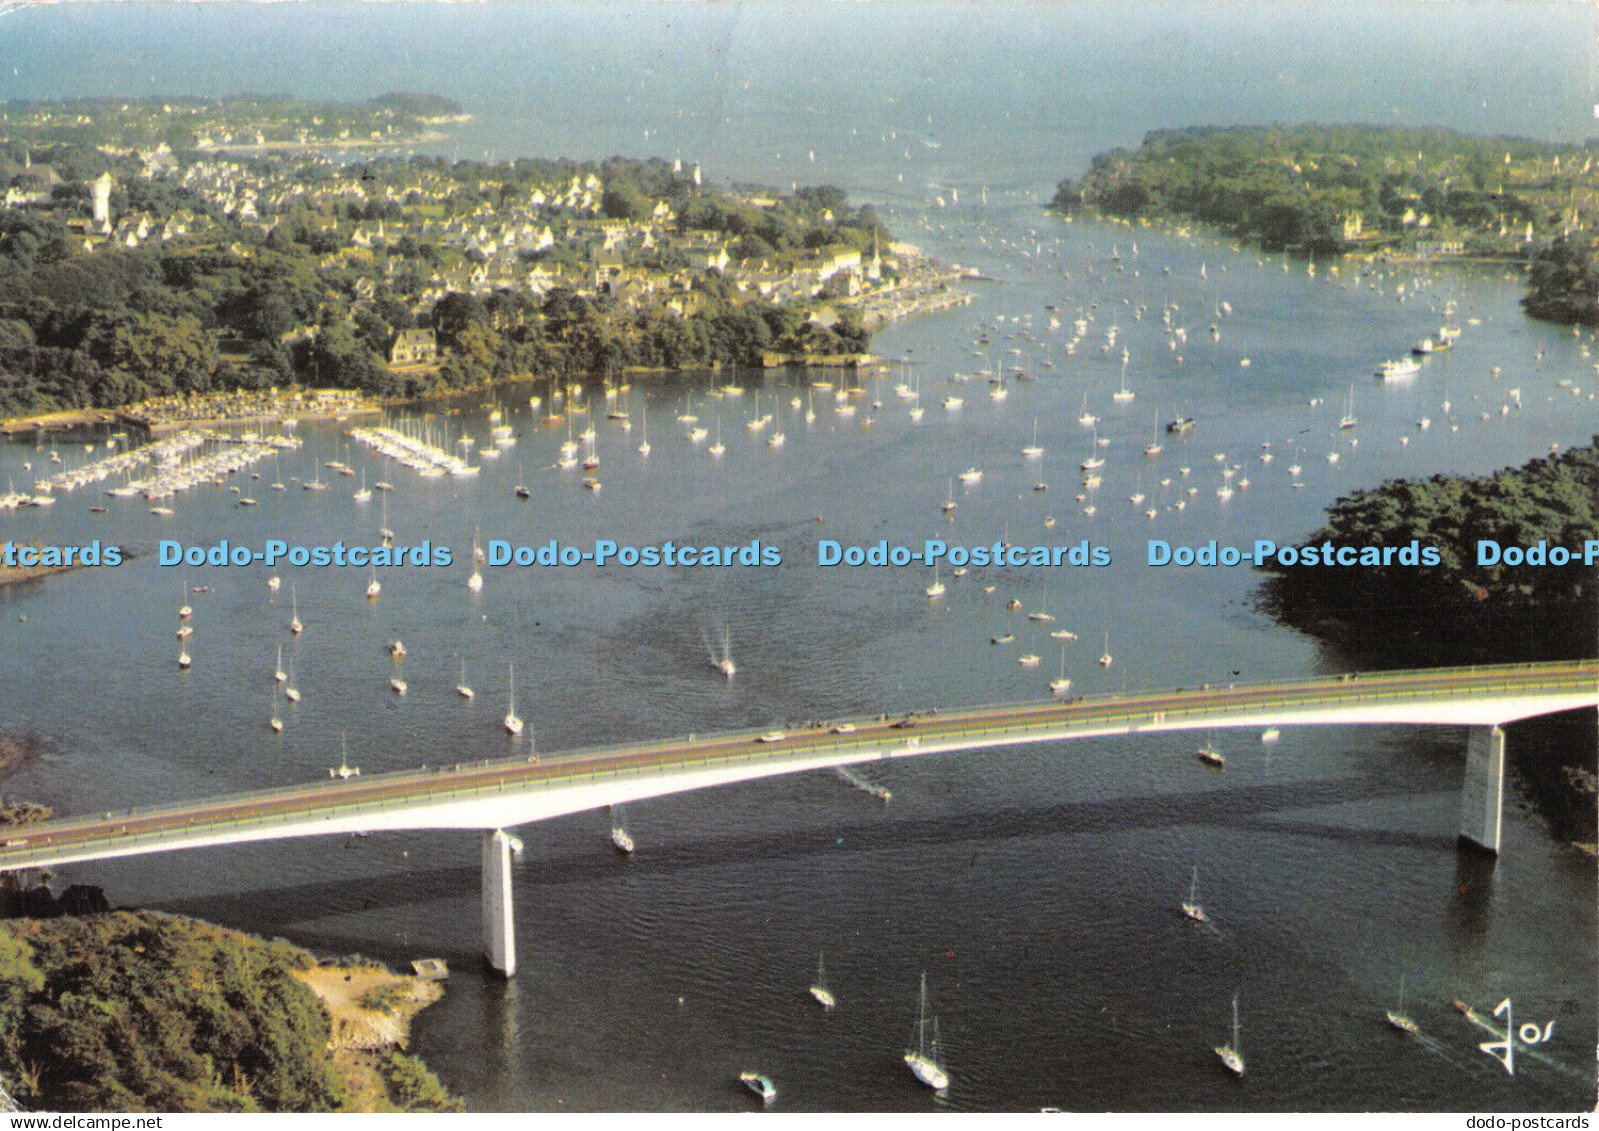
left=481, top=829, right=517, bottom=978
left=1459, top=724, right=1505, bottom=855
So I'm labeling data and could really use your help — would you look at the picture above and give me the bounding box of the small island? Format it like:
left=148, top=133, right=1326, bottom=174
left=1054, top=124, right=1599, bottom=325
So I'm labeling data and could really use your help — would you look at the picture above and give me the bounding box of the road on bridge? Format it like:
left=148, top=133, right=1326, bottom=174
left=2, top=660, right=1593, bottom=870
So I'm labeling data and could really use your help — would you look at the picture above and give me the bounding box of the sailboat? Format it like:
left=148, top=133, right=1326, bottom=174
left=269, top=685, right=283, bottom=733
left=925, top=562, right=946, bottom=598
left=709, top=417, right=725, bottom=458
left=329, top=734, right=360, bottom=779
left=456, top=658, right=474, bottom=699
left=504, top=663, right=523, bottom=735
left=941, top=479, right=957, bottom=514
left=466, top=528, right=484, bottom=592
left=1197, top=734, right=1224, bottom=767
left=1181, top=867, right=1206, bottom=922
left=1098, top=632, right=1113, bottom=667
left=1080, top=426, right=1106, bottom=471
left=1078, top=391, right=1098, bottom=427
left=353, top=469, right=371, bottom=503
left=284, top=659, right=300, bottom=702
left=275, top=645, right=286, bottom=683
left=515, top=466, right=531, bottom=499
left=1144, top=416, right=1165, bottom=457
left=609, top=804, right=635, bottom=854
left=904, top=973, right=950, bottom=1091
left=1050, top=647, right=1071, bottom=695
left=715, top=628, right=736, bottom=679
left=1215, top=994, right=1245, bottom=1076
left=809, top=953, right=836, bottom=1010
left=1386, top=975, right=1419, bottom=1035
left=366, top=565, right=381, bottom=600
left=1022, top=418, right=1044, bottom=459
left=637, top=402, right=650, bottom=456
left=290, top=584, right=303, bottom=635
left=1338, top=384, right=1358, bottom=431
left=1112, top=351, right=1135, bottom=402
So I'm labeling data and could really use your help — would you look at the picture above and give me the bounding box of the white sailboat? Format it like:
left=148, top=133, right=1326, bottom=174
left=504, top=663, right=523, bottom=735
left=1022, top=418, right=1044, bottom=459
left=456, top=658, right=474, bottom=699
left=467, top=528, right=484, bottom=592
left=1215, top=994, right=1245, bottom=1076
left=925, top=562, right=946, bottom=598
left=1098, top=632, right=1113, bottom=667
left=1050, top=647, right=1071, bottom=695
left=1113, top=352, right=1135, bottom=402
left=329, top=734, right=360, bottom=779
left=1078, top=391, right=1098, bottom=427
left=809, top=953, right=836, bottom=1010
left=1338, top=384, right=1358, bottom=430
left=275, top=645, right=286, bottom=684
left=904, top=973, right=950, bottom=1091
left=1181, top=867, right=1206, bottom=923
left=284, top=659, right=300, bottom=702
left=1080, top=426, right=1106, bottom=471
left=1386, top=975, right=1419, bottom=1035
left=366, top=565, right=381, bottom=600
left=941, top=478, right=957, bottom=514
left=715, top=627, right=736, bottom=679
left=269, top=684, right=283, bottom=733
left=290, top=584, right=303, bottom=635
left=609, top=804, right=635, bottom=854
left=353, top=469, right=371, bottom=503
left=637, top=402, right=650, bottom=456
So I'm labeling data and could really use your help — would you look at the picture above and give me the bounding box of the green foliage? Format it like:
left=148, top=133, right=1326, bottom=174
left=1523, top=236, right=1599, bottom=326
left=0, top=113, right=883, bottom=415
left=0, top=911, right=350, bottom=1112
left=1066, top=124, right=1593, bottom=257
left=374, top=1050, right=458, bottom=1112
left=1258, top=444, right=1598, bottom=664
left=0, top=927, right=44, bottom=993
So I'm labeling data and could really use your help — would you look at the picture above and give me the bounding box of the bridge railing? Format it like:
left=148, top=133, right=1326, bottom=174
left=5, top=660, right=1594, bottom=867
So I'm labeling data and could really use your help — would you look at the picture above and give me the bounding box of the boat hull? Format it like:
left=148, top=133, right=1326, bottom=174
left=905, top=1053, right=949, bottom=1091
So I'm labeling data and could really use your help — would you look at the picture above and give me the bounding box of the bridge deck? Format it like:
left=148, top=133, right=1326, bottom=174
left=2, top=660, right=1593, bottom=871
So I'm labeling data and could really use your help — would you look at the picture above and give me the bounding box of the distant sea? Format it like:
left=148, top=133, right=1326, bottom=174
left=2, top=1, right=1595, bottom=203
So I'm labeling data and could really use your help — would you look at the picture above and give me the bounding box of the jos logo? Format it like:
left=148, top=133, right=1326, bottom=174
left=1477, top=998, right=1556, bottom=1075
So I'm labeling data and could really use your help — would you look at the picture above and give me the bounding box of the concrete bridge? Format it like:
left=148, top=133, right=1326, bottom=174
left=2, top=660, right=1593, bottom=975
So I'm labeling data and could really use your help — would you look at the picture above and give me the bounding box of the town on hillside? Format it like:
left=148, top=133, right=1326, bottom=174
left=0, top=95, right=970, bottom=420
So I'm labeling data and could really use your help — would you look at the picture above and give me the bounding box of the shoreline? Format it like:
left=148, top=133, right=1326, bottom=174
left=0, top=562, right=82, bottom=589
left=200, top=128, right=454, bottom=155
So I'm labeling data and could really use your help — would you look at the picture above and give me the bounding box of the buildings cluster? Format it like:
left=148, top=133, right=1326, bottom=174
left=5, top=126, right=954, bottom=371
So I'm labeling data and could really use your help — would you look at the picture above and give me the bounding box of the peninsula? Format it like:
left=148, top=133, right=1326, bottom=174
left=0, top=95, right=967, bottom=424
left=1054, top=125, right=1599, bottom=324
